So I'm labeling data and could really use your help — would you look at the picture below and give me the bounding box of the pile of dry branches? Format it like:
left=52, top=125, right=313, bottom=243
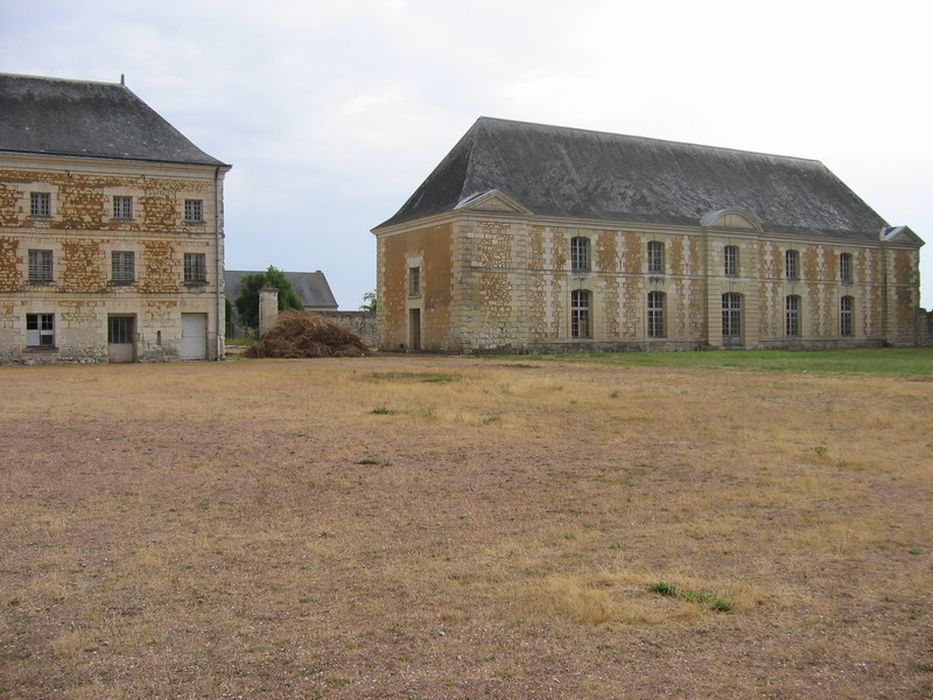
left=244, top=310, right=369, bottom=358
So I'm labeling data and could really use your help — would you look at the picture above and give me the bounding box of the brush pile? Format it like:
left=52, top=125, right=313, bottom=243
left=245, top=311, right=369, bottom=358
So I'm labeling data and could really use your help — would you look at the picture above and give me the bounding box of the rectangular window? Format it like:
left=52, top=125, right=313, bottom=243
left=570, top=237, right=591, bottom=272
left=786, top=295, right=800, bottom=337
left=30, top=192, right=51, bottom=218
left=840, top=296, right=854, bottom=337
left=724, top=245, right=738, bottom=277
left=648, top=241, right=664, bottom=274
left=648, top=291, right=666, bottom=338
left=108, top=316, right=134, bottom=344
left=184, top=199, right=203, bottom=222
left=113, top=195, right=133, bottom=220
left=840, top=253, right=853, bottom=283
left=26, top=313, right=55, bottom=347
left=111, top=251, right=135, bottom=284
left=184, top=253, right=207, bottom=283
left=408, top=266, right=421, bottom=297
left=571, top=289, right=591, bottom=338
left=28, top=249, right=53, bottom=283
left=785, top=249, right=799, bottom=280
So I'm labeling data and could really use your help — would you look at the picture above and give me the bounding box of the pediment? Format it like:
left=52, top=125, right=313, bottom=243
left=881, top=226, right=924, bottom=245
left=455, top=189, right=532, bottom=215
left=700, top=208, right=763, bottom=232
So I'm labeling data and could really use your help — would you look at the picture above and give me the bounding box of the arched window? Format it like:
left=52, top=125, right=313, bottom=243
left=570, top=237, right=590, bottom=272
left=785, top=295, right=801, bottom=336
left=647, top=291, right=666, bottom=338
left=647, top=241, right=665, bottom=274
left=722, top=293, right=742, bottom=345
left=724, top=245, right=739, bottom=277
left=840, top=253, right=853, bottom=283
left=840, top=296, right=854, bottom=336
left=571, top=289, right=591, bottom=338
left=785, top=250, right=800, bottom=280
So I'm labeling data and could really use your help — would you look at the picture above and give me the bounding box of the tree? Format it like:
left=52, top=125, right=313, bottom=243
left=360, top=290, right=377, bottom=313
left=235, top=266, right=303, bottom=329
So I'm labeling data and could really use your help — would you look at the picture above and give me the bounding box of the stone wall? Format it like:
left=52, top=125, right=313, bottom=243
left=319, top=310, right=376, bottom=348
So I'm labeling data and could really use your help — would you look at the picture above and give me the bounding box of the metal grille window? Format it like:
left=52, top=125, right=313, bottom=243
left=722, top=292, right=742, bottom=342
left=724, top=245, right=739, bottom=277
left=28, top=249, right=53, bottom=282
left=785, top=249, right=799, bottom=280
left=840, top=296, right=854, bottom=336
left=30, top=192, right=51, bottom=217
left=26, top=313, right=54, bottom=347
left=111, top=251, right=135, bottom=283
left=113, top=195, right=133, bottom=220
left=648, top=291, right=666, bottom=338
left=184, top=253, right=207, bottom=283
left=184, top=199, right=203, bottom=222
left=408, top=266, right=421, bottom=297
left=786, top=295, right=801, bottom=336
left=108, top=317, right=133, bottom=344
left=570, top=237, right=591, bottom=272
left=840, top=253, right=853, bottom=283
left=570, top=289, right=591, bottom=338
left=648, top=241, right=664, bottom=274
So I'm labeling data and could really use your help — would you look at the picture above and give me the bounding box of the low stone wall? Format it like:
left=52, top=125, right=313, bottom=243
left=919, top=309, right=933, bottom=347
left=319, top=310, right=377, bottom=348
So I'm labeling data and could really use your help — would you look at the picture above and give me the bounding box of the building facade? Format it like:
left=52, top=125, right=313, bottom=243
left=373, top=118, right=924, bottom=352
left=0, top=74, right=230, bottom=363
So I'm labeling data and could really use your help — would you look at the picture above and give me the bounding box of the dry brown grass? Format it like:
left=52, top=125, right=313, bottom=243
left=0, top=355, right=930, bottom=698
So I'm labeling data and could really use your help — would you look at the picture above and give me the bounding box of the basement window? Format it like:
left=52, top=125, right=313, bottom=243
left=26, top=313, right=55, bottom=347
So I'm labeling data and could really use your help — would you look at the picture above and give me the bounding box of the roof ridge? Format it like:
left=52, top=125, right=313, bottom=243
left=475, top=115, right=825, bottom=167
left=0, top=72, right=125, bottom=88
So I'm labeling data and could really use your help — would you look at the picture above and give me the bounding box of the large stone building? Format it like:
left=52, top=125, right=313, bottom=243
left=0, top=73, right=230, bottom=363
left=372, top=117, right=925, bottom=352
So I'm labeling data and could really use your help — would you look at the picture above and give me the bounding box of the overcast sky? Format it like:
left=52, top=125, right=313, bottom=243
left=2, top=0, right=931, bottom=309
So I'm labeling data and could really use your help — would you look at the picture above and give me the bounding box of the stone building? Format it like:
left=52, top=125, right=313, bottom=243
left=372, top=117, right=924, bottom=352
left=0, top=73, right=230, bottom=363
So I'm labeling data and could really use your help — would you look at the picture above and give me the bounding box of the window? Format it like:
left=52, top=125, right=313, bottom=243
left=840, top=253, right=853, bottom=283
left=113, top=195, right=133, bottom=220
left=111, top=251, right=135, bottom=284
left=408, top=266, right=421, bottom=297
left=648, top=291, right=666, bottom=338
left=26, top=314, right=54, bottom=347
left=785, top=295, right=801, bottom=337
left=28, top=249, right=53, bottom=283
left=648, top=241, right=664, bottom=274
left=722, top=293, right=742, bottom=342
left=785, top=249, right=799, bottom=280
left=570, top=289, right=591, bottom=338
left=30, top=192, right=51, bottom=218
left=184, top=253, right=207, bottom=283
left=724, top=245, right=739, bottom=277
left=840, top=296, right=854, bottom=337
left=108, top=317, right=133, bottom=344
left=184, top=199, right=203, bottom=222
left=570, top=236, right=590, bottom=272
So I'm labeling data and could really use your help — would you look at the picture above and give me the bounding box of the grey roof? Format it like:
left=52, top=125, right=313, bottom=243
left=377, top=117, right=890, bottom=241
left=224, top=270, right=338, bottom=310
left=0, top=73, right=226, bottom=166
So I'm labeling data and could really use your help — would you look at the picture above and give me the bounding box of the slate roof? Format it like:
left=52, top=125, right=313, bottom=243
left=377, top=117, right=890, bottom=241
left=224, top=271, right=338, bottom=310
left=0, top=73, right=226, bottom=166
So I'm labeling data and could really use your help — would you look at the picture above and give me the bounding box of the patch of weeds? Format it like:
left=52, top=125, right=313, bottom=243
left=482, top=414, right=501, bottom=425
left=365, top=371, right=461, bottom=384
left=648, top=582, right=677, bottom=597
left=371, top=406, right=397, bottom=415
left=325, top=677, right=352, bottom=688
left=609, top=390, right=619, bottom=398
left=561, top=532, right=576, bottom=541
left=608, top=542, right=621, bottom=550
left=712, top=599, right=733, bottom=613
left=356, top=458, right=383, bottom=465
left=908, top=547, right=921, bottom=555
left=814, top=445, right=829, bottom=458
left=420, top=406, right=437, bottom=419
left=680, top=590, right=712, bottom=604
left=648, top=582, right=733, bottom=613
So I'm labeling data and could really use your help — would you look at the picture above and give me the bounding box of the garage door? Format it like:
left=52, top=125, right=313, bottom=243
left=180, top=313, right=207, bottom=360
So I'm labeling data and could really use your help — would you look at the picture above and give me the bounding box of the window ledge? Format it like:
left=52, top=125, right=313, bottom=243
left=27, top=279, right=54, bottom=286
left=110, top=218, right=135, bottom=223
left=184, top=219, right=206, bottom=225
left=28, top=215, right=53, bottom=220
left=24, top=346, right=57, bottom=352
left=184, top=280, right=209, bottom=286
left=109, top=279, right=136, bottom=286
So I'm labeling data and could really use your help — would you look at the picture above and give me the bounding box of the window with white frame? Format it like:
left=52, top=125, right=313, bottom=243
left=113, top=195, right=133, bottom=220
left=648, top=291, right=666, bottom=338
left=26, top=313, right=54, bottom=347
left=647, top=241, right=664, bottom=274
left=724, top=245, right=739, bottom=277
left=785, top=295, right=801, bottom=336
left=570, top=289, right=591, bottom=338
left=570, top=236, right=591, bottom=273
left=28, top=249, right=53, bottom=283
left=408, top=266, right=421, bottom=297
left=840, top=296, right=854, bottom=336
left=30, top=192, right=51, bottom=218
left=785, top=249, right=800, bottom=280
left=184, top=253, right=207, bottom=283
left=184, top=199, right=203, bottom=222
left=111, top=251, right=135, bottom=284
left=840, top=253, right=853, bottom=283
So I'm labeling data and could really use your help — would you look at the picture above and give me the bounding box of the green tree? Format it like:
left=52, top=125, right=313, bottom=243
left=360, top=290, right=377, bottom=313
left=235, top=266, right=303, bottom=329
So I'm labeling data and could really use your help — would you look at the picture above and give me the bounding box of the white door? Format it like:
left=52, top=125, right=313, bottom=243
left=180, top=313, right=208, bottom=360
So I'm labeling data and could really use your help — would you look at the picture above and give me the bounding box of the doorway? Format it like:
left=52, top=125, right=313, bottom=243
left=722, top=293, right=742, bottom=348
left=180, top=313, right=208, bottom=360
left=408, top=308, right=421, bottom=351
left=107, top=315, right=136, bottom=363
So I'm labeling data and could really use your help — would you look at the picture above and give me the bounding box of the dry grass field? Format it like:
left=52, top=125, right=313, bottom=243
left=1, top=352, right=931, bottom=699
